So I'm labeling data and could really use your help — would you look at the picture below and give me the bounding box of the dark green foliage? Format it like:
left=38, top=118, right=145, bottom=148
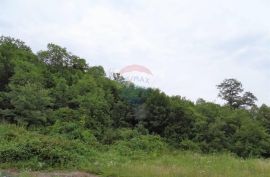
left=37, top=43, right=87, bottom=71
left=193, top=102, right=270, bottom=156
left=88, top=66, right=106, bottom=77
left=113, top=134, right=167, bottom=156
left=257, top=104, right=270, bottom=131
left=0, top=36, right=35, bottom=91
left=232, top=120, right=270, bottom=157
left=0, top=35, right=270, bottom=169
left=164, top=96, right=197, bottom=142
left=0, top=36, right=31, bottom=52
left=141, top=89, right=170, bottom=134
left=7, top=83, right=52, bottom=126
left=217, top=78, right=257, bottom=109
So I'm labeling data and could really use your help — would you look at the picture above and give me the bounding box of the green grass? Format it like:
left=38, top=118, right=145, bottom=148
left=80, top=151, right=270, bottom=177
left=4, top=152, right=270, bottom=177
left=2, top=151, right=270, bottom=177
left=1, top=124, right=270, bottom=177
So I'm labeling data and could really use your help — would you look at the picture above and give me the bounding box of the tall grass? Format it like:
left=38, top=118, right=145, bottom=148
left=1, top=124, right=270, bottom=177
left=93, top=152, right=270, bottom=177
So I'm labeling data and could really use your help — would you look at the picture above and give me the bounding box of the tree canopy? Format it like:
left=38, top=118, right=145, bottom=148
left=217, top=78, right=257, bottom=109
left=0, top=36, right=269, bottom=158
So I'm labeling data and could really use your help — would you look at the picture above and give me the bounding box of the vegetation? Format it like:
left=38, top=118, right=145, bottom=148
left=1, top=36, right=270, bottom=176
left=217, top=78, right=257, bottom=109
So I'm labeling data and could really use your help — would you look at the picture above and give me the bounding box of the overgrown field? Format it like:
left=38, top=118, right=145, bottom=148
left=1, top=124, right=270, bottom=177
left=92, top=153, right=270, bottom=177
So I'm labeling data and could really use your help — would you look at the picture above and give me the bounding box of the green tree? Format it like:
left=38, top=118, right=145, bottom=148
left=217, top=79, right=257, bottom=109
left=0, top=36, right=33, bottom=91
left=257, top=104, right=270, bottom=133
left=88, top=66, right=106, bottom=77
left=232, top=120, right=270, bottom=157
left=7, top=83, right=52, bottom=126
left=38, top=43, right=88, bottom=71
left=141, top=89, right=170, bottom=134
left=241, top=91, right=257, bottom=108
left=217, top=79, right=243, bottom=108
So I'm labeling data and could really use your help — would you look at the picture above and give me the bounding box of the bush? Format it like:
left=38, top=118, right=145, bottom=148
left=48, top=120, right=97, bottom=144
left=112, top=135, right=167, bottom=156
left=0, top=124, right=96, bottom=169
left=179, top=139, right=200, bottom=152
left=101, top=128, right=140, bottom=144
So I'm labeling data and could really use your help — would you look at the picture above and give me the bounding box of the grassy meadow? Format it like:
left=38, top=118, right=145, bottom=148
left=79, top=151, right=270, bottom=177
left=2, top=152, right=270, bottom=177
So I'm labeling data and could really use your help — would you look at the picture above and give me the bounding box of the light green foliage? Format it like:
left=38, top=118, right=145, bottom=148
left=1, top=36, right=270, bottom=176
left=0, top=124, right=96, bottom=169
left=112, top=134, right=167, bottom=156
left=7, top=83, right=52, bottom=126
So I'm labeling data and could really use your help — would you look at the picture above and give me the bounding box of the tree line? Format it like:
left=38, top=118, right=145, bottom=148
left=1, top=36, right=270, bottom=158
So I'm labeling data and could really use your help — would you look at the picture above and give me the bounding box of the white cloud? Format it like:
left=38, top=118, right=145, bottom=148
left=1, top=0, right=270, bottom=104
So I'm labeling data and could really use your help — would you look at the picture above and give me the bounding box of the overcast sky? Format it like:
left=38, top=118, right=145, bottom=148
left=1, top=0, right=270, bottom=105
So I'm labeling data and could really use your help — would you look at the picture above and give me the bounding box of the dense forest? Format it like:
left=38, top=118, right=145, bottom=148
left=1, top=36, right=270, bottom=172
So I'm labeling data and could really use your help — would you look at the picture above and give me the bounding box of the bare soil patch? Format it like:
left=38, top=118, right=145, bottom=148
left=1, top=170, right=99, bottom=177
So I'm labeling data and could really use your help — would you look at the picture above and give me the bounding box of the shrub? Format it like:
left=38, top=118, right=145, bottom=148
left=48, top=120, right=97, bottom=144
left=179, top=139, right=200, bottom=152
left=101, top=128, right=140, bottom=144
left=0, top=124, right=96, bottom=169
left=113, top=135, right=167, bottom=156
